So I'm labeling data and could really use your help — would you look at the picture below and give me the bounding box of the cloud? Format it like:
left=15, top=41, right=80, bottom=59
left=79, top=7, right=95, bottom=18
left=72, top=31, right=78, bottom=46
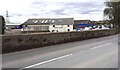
left=11, top=14, right=23, bottom=17
left=0, top=0, right=105, bottom=23
left=30, top=2, right=104, bottom=15
left=51, top=9, right=66, bottom=15
left=31, top=0, right=105, bottom=2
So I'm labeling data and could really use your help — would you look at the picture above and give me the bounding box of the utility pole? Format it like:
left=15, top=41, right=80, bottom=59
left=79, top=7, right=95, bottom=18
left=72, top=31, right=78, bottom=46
left=6, top=10, right=10, bottom=24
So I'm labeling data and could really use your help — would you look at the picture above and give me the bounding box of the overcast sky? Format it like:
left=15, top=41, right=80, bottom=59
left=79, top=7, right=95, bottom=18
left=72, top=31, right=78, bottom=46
left=0, top=0, right=105, bottom=24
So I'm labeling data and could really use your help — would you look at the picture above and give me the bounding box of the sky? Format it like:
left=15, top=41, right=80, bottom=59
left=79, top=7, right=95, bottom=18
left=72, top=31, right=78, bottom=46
left=0, top=0, right=106, bottom=24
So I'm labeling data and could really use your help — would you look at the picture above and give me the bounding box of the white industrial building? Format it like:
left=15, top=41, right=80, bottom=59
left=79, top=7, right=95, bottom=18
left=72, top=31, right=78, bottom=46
left=22, top=18, right=74, bottom=32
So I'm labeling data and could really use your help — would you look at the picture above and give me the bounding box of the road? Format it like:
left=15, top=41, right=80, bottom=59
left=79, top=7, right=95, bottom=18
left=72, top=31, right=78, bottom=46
left=2, top=34, right=118, bottom=69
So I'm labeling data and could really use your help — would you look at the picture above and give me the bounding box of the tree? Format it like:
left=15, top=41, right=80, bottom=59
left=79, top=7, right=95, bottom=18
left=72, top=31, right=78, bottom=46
left=104, top=0, right=120, bottom=28
left=0, top=16, right=5, bottom=34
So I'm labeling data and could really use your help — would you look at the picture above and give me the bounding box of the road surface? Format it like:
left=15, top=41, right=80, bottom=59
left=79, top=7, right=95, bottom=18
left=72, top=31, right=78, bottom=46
left=2, top=34, right=118, bottom=69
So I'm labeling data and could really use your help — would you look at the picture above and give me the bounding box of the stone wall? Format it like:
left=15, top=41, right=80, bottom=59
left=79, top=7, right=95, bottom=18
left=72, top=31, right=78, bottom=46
left=2, top=29, right=118, bottom=54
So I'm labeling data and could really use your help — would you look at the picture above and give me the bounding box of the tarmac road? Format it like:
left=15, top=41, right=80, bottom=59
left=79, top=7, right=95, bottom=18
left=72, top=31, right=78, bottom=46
left=2, top=34, right=118, bottom=69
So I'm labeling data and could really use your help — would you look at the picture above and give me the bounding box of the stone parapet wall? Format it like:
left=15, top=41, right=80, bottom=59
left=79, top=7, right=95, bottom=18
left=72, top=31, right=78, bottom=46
left=2, top=29, right=118, bottom=54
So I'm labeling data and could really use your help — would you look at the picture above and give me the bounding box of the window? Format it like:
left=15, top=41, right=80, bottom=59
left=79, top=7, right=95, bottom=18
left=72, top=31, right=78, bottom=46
left=32, top=20, right=35, bottom=22
left=45, top=20, right=48, bottom=23
left=52, top=20, right=55, bottom=23
left=60, top=20, right=62, bottom=22
left=68, top=29, right=70, bottom=31
left=52, top=30, right=54, bottom=32
left=68, top=25, right=69, bottom=27
left=41, top=20, right=45, bottom=23
left=53, top=25, right=55, bottom=27
left=34, top=20, right=38, bottom=23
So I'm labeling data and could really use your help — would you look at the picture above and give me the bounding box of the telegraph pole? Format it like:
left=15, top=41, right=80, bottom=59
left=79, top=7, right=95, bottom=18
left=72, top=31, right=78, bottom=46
left=6, top=10, right=10, bottom=24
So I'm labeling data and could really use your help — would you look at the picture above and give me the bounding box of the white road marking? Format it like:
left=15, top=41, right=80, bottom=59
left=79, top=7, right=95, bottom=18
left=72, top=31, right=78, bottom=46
left=91, top=43, right=112, bottom=50
left=24, top=54, right=72, bottom=68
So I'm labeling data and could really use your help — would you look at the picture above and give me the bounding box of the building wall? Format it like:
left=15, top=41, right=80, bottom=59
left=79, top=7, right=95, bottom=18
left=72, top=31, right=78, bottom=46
left=23, top=25, right=49, bottom=32
left=49, top=24, right=73, bottom=32
left=23, top=24, right=73, bottom=32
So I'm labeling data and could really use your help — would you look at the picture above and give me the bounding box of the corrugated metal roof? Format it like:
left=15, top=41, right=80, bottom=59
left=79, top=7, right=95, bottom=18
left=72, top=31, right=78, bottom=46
left=74, top=20, right=90, bottom=24
left=22, top=18, right=74, bottom=25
